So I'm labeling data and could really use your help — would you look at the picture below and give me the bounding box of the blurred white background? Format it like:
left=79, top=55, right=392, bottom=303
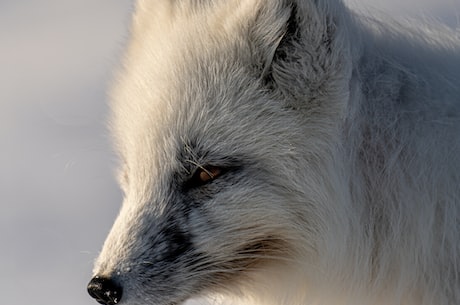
left=0, top=1, right=458, bottom=305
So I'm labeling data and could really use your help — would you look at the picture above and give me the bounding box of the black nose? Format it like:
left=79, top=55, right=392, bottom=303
left=87, top=275, right=123, bottom=305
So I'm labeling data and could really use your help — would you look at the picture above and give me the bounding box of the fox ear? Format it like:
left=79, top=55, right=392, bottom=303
left=254, top=1, right=305, bottom=81
left=252, top=0, right=352, bottom=110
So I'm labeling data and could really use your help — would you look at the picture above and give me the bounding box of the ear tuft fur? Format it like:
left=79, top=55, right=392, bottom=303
left=251, top=0, right=352, bottom=113
left=260, top=2, right=302, bottom=86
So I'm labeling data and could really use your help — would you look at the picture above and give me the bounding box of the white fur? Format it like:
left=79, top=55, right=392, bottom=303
left=91, top=1, right=460, bottom=305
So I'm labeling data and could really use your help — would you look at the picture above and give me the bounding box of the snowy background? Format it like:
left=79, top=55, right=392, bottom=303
left=0, top=1, right=458, bottom=305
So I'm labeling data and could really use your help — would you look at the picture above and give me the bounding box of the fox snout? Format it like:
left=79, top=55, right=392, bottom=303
left=87, top=275, right=123, bottom=305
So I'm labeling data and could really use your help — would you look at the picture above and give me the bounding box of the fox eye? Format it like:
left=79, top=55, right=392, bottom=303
left=187, top=166, right=223, bottom=187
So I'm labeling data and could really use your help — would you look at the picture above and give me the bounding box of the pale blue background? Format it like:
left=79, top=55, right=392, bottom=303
left=0, top=1, right=458, bottom=305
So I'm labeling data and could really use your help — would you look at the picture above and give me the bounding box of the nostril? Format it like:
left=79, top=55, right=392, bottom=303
left=87, top=275, right=123, bottom=305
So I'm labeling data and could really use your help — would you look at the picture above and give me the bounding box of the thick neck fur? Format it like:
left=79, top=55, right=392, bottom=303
left=334, top=15, right=460, bottom=305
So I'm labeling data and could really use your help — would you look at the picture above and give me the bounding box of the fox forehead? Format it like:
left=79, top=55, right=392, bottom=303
left=108, top=0, right=289, bottom=141
left=109, top=24, right=253, bottom=157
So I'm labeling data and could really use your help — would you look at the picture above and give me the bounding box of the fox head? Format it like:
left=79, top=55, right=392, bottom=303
left=88, top=1, right=354, bottom=304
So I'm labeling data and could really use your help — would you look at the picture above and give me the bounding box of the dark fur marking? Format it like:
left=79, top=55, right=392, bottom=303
left=159, top=223, right=194, bottom=263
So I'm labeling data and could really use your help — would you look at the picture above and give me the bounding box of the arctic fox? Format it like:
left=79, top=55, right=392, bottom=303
left=87, top=1, right=460, bottom=305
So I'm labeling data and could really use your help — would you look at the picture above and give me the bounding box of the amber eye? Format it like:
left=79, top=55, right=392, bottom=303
left=197, top=166, right=222, bottom=182
left=187, top=165, right=222, bottom=188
